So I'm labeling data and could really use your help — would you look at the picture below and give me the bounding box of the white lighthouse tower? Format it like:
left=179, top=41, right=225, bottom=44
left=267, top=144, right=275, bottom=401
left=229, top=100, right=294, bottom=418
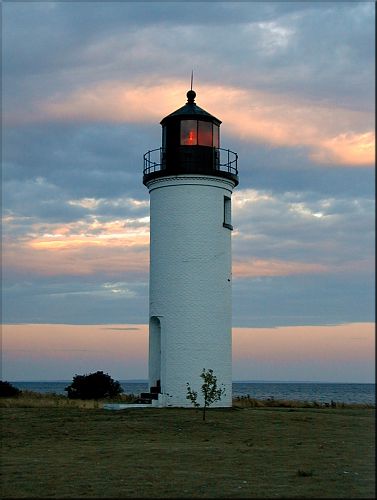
left=142, top=88, right=239, bottom=407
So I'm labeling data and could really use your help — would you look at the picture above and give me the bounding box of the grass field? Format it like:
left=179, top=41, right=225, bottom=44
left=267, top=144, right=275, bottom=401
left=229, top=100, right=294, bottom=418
left=1, top=396, right=375, bottom=498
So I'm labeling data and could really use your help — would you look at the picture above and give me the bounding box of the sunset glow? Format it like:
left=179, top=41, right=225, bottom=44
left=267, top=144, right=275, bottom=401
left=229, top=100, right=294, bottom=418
left=2, top=323, right=374, bottom=382
left=5, top=80, right=373, bottom=167
left=233, top=258, right=328, bottom=278
left=3, top=2, right=374, bottom=382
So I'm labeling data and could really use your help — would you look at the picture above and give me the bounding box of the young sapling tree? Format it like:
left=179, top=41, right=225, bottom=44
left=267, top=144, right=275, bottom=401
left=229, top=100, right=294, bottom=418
left=186, top=368, right=226, bottom=421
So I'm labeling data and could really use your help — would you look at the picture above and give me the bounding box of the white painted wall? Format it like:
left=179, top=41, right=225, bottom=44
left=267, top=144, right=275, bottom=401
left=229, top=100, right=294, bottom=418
left=146, top=174, right=236, bottom=407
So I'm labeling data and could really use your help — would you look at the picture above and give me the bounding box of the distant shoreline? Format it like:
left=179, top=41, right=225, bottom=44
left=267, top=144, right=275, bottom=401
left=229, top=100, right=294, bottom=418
left=6, top=380, right=375, bottom=404
left=7, top=379, right=375, bottom=384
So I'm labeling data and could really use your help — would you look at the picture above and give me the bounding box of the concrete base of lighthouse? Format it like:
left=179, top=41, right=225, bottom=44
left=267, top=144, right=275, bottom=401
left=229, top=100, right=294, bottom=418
left=146, top=174, right=236, bottom=408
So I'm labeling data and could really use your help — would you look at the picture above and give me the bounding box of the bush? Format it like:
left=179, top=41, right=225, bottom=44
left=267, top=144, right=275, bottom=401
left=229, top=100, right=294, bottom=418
left=65, top=371, right=124, bottom=400
left=0, top=381, right=21, bottom=397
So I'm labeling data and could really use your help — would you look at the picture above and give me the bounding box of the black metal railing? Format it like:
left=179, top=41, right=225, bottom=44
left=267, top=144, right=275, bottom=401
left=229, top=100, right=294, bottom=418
left=143, top=148, right=166, bottom=176
left=218, top=148, right=238, bottom=175
left=143, top=147, right=238, bottom=177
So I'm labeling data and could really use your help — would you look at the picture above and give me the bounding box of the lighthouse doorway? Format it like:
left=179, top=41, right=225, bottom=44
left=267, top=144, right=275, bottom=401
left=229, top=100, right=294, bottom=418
left=149, top=316, right=161, bottom=390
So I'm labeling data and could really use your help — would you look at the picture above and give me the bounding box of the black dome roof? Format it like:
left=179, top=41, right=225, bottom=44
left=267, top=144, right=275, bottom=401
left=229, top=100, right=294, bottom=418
left=160, top=90, right=221, bottom=125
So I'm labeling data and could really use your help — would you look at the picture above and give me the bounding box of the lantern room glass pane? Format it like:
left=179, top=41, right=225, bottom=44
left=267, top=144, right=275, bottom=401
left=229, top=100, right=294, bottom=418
left=213, top=124, right=219, bottom=148
left=181, top=120, right=197, bottom=145
left=198, top=121, right=213, bottom=146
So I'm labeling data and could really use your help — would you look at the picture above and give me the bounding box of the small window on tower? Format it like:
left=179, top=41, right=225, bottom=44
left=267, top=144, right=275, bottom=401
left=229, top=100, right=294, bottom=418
left=223, top=196, right=233, bottom=230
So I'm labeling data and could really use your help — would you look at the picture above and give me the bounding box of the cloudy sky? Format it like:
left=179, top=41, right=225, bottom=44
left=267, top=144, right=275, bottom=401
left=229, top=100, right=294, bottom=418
left=2, top=1, right=375, bottom=382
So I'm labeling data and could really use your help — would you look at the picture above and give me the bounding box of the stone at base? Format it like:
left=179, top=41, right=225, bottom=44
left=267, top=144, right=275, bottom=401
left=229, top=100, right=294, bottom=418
left=103, top=403, right=151, bottom=410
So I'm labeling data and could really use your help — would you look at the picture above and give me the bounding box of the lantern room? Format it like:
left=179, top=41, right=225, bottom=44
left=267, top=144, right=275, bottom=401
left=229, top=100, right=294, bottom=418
left=143, top=89, right=238, bottom=186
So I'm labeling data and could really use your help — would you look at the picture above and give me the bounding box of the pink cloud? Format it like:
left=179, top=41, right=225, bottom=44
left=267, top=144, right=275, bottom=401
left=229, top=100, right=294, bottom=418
left=312, top=132, right=375, bottom=166
left=232, top=256, right=374, bottom=278
left=2, top=215, right=150, bottom=277
left=3, top=240, right=149, bottom=277
left=5, top=80, right=374, bottom=167
left=233, top=258, right=328, bottom=278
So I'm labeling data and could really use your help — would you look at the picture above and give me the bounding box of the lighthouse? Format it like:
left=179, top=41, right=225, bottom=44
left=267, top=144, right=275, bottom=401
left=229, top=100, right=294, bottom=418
left=142, top=88, right=239, bottom=407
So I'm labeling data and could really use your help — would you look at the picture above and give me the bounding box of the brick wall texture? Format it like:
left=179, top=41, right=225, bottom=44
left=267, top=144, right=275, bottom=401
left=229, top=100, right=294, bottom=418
left=146, top=175, right=236, bottom=407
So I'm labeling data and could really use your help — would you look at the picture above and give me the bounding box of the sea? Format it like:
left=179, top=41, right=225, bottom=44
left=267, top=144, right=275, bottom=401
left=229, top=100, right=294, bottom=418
left=9, top=381, right=375, bottom=405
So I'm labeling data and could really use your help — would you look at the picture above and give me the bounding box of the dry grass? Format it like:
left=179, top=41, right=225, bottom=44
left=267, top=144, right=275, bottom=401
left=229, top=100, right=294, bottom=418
left=0, top=391, right=138, bottom=409
left=1, top=391, right=373, bottom=410
left=233, top=394, right=375, bottom=409
left=1, top=394, right=375, bottom=498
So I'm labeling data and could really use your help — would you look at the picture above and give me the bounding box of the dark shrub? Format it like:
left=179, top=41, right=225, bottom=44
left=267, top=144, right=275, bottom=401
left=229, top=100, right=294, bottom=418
left=0, top=381, right=21, bottom=397
left=65, top=371, right=124, bottom=400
